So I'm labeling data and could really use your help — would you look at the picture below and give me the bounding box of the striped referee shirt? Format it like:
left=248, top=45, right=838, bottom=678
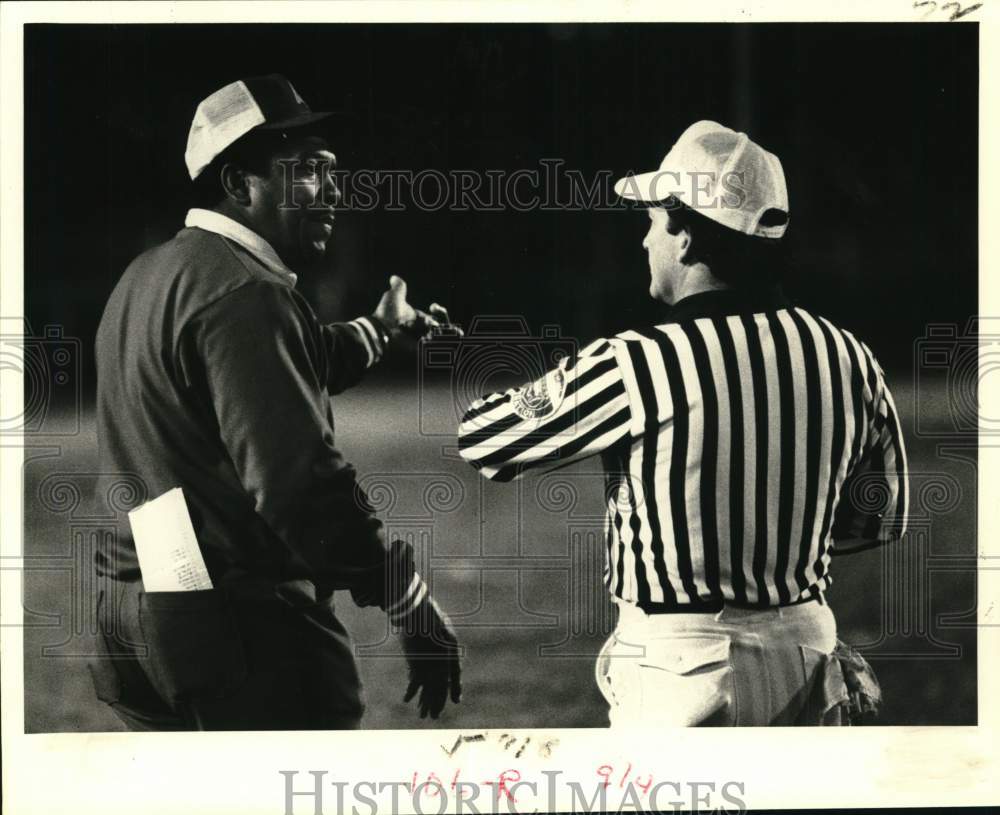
left=457, top=289, right=909, bottom=610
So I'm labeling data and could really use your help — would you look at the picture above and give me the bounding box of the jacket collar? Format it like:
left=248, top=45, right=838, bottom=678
left=185, top=208, right=297, bottom=287
left=665, top=286, right=791, bottom=322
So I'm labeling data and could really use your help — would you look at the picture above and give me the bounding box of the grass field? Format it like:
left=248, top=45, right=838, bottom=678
left=21, top=374, right=977, bottom=731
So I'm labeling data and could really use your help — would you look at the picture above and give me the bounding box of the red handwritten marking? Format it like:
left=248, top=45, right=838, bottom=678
left=619, top=762, right=632, bottom=788
left=480, top=770, right=522, bottom=802
left=496, top=769, right=521, bottom=802
left=597, top=764, right=613, bottom=789
left=595, top=764, right=655, bottom=797
left=451, top=769, right=461, bottom=790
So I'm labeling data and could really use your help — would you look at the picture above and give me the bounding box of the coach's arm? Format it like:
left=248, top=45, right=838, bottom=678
left=320, top=275, right=446, bottom=394
left=183, top=279, right=428, bottom=615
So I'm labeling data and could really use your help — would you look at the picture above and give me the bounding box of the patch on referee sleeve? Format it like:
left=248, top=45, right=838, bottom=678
left=511, top=367, right=566, bottom=421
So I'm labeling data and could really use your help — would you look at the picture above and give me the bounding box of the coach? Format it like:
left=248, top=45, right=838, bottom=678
left=87, top=75, right=461, bottom=730
left=458, top=121, right=908, bottom=726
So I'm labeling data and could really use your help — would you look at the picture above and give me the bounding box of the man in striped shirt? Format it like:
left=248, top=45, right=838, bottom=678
left=458, top=121, right=908, bottom=726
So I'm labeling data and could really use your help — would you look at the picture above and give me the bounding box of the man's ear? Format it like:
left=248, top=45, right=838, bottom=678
left=677, top=225, right=694, bottom=264
left=219, top=163, right=252, bottom=206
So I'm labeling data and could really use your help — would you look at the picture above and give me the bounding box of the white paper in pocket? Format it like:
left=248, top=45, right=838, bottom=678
left=127, top=487, right=213, bottom=592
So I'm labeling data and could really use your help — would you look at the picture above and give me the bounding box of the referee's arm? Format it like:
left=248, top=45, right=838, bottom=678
left=831, top=353, right=910, bottom=555
left=457, top=339, right=633, bottom=482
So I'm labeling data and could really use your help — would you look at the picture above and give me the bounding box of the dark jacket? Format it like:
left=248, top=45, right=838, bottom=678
left=95, top=225, right=397, bottom=604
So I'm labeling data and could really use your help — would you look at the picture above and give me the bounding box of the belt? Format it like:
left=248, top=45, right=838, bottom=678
left=635, top=591, right=826, bottom=616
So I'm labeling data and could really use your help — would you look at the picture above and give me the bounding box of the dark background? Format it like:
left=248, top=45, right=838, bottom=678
left=26, top=23, right=977, bottom=387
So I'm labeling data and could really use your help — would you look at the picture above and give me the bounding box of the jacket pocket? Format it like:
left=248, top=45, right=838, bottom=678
left=138, top=588, right=248, bottom=705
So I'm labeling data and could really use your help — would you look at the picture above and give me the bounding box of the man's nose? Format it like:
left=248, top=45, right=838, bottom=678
left=324, top=177, right=342, bottom=207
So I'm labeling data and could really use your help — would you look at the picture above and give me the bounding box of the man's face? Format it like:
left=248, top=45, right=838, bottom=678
left=642, top=205, right=686, bottom=304
left=245, top=134, right=341, bottom=270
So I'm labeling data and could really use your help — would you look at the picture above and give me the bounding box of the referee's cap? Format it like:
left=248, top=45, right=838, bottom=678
left=185, top=74, right=332, bottom=181
left=614, top=121, right=789, bottom=239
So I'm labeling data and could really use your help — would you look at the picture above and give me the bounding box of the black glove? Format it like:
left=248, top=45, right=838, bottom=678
left=396, top=595, right=462, bottom=719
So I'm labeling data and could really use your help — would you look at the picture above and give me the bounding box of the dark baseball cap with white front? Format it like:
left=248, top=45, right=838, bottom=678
left=185, top=74, right=332, bottom=180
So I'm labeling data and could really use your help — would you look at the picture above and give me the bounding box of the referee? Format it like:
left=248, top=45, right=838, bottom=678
left=457, top=121, right=908, bottom=726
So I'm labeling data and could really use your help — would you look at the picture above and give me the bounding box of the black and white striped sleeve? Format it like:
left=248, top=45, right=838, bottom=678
left=458, top=339, right=632, bottom=482
left=832, top=344, right=909, bottom=553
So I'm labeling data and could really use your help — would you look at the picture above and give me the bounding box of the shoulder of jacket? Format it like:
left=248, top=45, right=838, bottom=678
left=128, top=230, right=305, bottom=331
left=613, top=324, right=684, bottom=346
left=576, top=336, right=621, bottom=359
left=187, top=275, right=311, bottom=330
left=163, top=229, right=286, bottom=306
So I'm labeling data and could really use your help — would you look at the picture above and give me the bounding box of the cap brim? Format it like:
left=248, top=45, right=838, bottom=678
left=256, top=110, right=334, bottom=131
left=613, top=170, right=686, bottom=204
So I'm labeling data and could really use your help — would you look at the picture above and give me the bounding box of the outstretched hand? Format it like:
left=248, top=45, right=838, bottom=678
left=374, top=275, right=463, bottom=339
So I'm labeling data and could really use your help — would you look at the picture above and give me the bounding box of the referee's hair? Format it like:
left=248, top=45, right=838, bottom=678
left=661, top=196, right=788, bottom=292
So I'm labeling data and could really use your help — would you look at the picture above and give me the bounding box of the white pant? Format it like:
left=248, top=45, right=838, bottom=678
left=596, top=600, right=838, bottom=727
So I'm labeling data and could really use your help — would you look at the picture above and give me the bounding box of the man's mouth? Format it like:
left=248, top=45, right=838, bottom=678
left=305, top=213, right=335, bottom=236
left=307, top=211, right=336, bottom=227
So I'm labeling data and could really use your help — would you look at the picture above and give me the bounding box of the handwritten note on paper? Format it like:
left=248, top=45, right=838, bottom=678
left=913, top=0, right=984, bottom=21
left=128, top=487, right=213, bottom=591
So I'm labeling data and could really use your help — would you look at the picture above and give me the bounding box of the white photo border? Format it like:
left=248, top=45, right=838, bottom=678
left=2, top=1, right=998, bottom=813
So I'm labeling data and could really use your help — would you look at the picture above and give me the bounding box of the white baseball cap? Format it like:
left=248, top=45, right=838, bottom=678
left=185, top=74, right=332, bottom=181
left=614, top=120, right=789, bottom=239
